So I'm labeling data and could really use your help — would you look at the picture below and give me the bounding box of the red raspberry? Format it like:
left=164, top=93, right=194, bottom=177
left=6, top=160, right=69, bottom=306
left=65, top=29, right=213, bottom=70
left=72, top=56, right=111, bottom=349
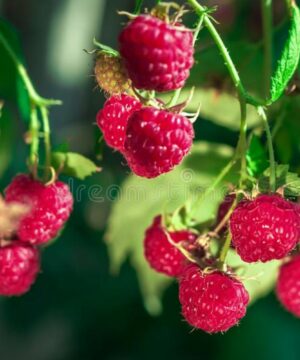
left=216, top=194, right=236, bottom=234
left=276, top=255, right=300, bottom=317
left=144, top=216, right=197, bottom=277
left=179, top=265, right=249, bottom=333
left=0, top=241, right=40, bottom=296
left=119, top=15, right=194, bottom=92
left=124, top=107, right=194, bottom=178
left=5, top=174, right=73, bottom=245
left=96, top=94, right=142, bottom=152
left=229, top=194, right=300, bottom=263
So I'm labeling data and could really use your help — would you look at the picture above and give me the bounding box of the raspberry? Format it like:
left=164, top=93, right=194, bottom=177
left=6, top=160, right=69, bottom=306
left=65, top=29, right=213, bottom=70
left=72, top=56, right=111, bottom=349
left=124, top=107, right=194, bottom=178
left=179, top=265, right=249, bottom=333
left=96, top=94, right=142, bottom=152
left=144, top=216, right=197, bottom=277
left=229, top=194, right=300, bottom=263
left=0, top=241, right=40, bottom=296
left=119, top=15, right=194, bottom=92
left=5, top=174, right=73, bottom=245
left=216, top=194, right=236, bottom=234
left=276, top=255, right=300, bottom=317
left=94, top=53, right=131, bottom=95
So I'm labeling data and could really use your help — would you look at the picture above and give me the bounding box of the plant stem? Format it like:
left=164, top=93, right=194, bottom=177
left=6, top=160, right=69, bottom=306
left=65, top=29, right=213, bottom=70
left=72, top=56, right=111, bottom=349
left=187, top=0, right=245, bottom=97
left=189, top=156, right=237, bottom=221
left=258, top=107, right=276, bottom=192
left=0, top=28, right=61, bottom=181
left=261, top=0, right=273, bottom=99
left=187, top=0, right=265, bottom=107
left=219, top=232, right=232, bottom=263
left=29, top=106, right=39, bottom=167
left=40, top=106, right=52, bottom=180
left=193, top=12, right=205, bottom=46
left=235, top=96, right=248, bottom=187
left=0, top=32, right=61, bottom=107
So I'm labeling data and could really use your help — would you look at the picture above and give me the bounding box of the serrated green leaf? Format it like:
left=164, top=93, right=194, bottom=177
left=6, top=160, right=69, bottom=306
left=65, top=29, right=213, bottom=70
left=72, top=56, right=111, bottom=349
left=105, top=142, right=239, bottom=315
left=258, top=163, right=300, bottom=196
left=246, top=134, right=269, bottom=177
left=270, top=5, right=300, bottom=103
left=52, top=152, right=100, bottom=180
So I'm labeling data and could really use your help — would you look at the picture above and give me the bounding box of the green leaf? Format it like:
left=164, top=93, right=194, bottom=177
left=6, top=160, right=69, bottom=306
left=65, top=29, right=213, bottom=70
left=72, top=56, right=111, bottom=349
left=246, top=134, right=269, bottom=177
left=162, top=87, right=261, bottom=130
left=0, top=19, right=31, bottom=121
left=227, top=250, right=280, bottom=304
left=0, top=106, right=14, bottom=178
left=134, top=0, right=144, bottom=14
left=258, top=163, right=300, bottom=196
left=105, top=142, right=239, bottom=315
left=52, top=152, right=100, bottom=180
left=270, top=5, right=300, bottom=103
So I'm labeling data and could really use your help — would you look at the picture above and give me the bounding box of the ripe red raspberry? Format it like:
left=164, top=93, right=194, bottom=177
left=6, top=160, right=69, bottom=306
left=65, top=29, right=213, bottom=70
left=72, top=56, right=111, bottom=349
left=216, top=194, right=236, bottom=234
left=5, top=174, right=73, bottom=245
left=94, top=53, right=131, bottom=95
left=119, top=15, right=194, bottom=92
left=276, top=255, right=300, bottom=317
left=0, top=241, right=40, bottom=296
left=124, top=107, right=194, bottom=178
left=144, top=216, right=197, bottom=277
left=179, top=265, right=249, bottom=333
left=96, top=94, right=141, bottom=152
left=230, top=194, right=300, bottom=263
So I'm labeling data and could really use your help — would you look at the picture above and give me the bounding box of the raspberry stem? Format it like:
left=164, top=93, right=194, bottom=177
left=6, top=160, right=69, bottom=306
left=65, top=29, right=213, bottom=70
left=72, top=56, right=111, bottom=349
left=187, top=0, right=265, bottom=108
left=258, top=106, right=276, bottom=192
left=28, top=107, right=39, bottom=168
left=0, top=29, right=61, bottom=178
left=261, top=0, right=273, bottom=99
left=219, top=232, right=232, bottom=263
left=40, top=106, right=52, bottom=181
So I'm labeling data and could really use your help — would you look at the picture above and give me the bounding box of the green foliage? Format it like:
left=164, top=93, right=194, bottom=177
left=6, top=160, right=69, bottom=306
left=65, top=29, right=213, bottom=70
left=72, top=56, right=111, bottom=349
left=172, top=87, right=261, bottom=130
left=134, top=0, right=144, bottom=14
left=0, top=106, right=14, bottom=178
left=52, top=152, right=100, bottom=180
left=106, top=142, right=239, bottom=315
left=0, top=19, right=30, bottom=122
left=226, top=250, right=280, bottom=304
left=259, top=164, right=300, bottom=196
left=270, top=6, right=300, bottom=103
left=246, top=134, right=269, bottom=177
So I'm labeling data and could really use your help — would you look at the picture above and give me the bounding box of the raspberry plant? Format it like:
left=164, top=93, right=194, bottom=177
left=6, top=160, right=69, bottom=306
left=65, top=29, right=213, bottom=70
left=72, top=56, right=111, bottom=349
left=97, top=0, right=300, bottom=332
left=1, top=0, right=300, bottom=335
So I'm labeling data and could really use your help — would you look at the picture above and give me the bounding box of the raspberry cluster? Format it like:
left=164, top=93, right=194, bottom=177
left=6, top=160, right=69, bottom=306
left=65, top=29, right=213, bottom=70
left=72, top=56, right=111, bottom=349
left=0, top=174, right=73, bottom=296
left=95, top=14, right=195, bottom=178
left=143, top=214, right=249, bottom=333
left=93, top=7, right=300, bottom=332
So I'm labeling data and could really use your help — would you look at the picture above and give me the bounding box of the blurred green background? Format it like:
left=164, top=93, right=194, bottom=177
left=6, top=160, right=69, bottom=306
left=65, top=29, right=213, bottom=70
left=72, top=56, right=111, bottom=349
left=1, top=0, right=300, bottom=359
